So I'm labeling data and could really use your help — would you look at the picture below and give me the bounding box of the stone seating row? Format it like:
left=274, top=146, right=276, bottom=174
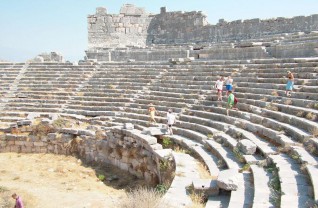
left=234, top=91, right=316, bottom=110
left=235, top=86, right=318, bottom=100
left=207, top=97, right=317, bottom=133
left=177, top=112, right=314, bottom=207
left=181, top=101, right=317, bottom=207
left=196, top=100, right=315, bottom=143
left=118, top=114, right=260, bottom=208
left=162, top=152, right=201, bottom=208
left=110, top=113, right=246, bottom=207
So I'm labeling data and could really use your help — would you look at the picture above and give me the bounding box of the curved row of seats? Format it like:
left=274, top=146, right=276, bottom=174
left=0, top=57, right=318, bottom=207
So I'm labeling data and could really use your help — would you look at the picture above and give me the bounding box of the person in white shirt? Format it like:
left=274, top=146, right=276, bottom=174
left=214, top=76, right=224, bottom=101
left=166, top=109, right=176, bottom=135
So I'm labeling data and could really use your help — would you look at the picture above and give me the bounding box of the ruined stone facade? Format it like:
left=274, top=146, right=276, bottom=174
left=88, top=4, right=154, bottom=49
left=0, top=121, right=170, bottom=185
left=87, top=4, right=318, bottom=49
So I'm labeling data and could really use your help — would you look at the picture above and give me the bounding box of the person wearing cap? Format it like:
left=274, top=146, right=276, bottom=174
left=148, top=103, right=157, bottom=123
left=285, top=71, right=294, bottom=97
left=166, top=109, right=176, bottom=135
left=12, top=193, right=24, bottom=208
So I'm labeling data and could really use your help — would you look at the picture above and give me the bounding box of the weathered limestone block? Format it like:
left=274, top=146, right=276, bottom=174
left=192, top=179, right=219, bottom=196
left=96, top=7, right=107, bottom=15
left=60, top=128, right=78, bottom=135
left=217, top=169, right=239, bottom=191
left=142, top=127, right=168, bottom=136
left=124, top=123, right=134, bottom=130
left=237, top=139, right=257, bottom=155
left=17, top=120, right=32, bottom=126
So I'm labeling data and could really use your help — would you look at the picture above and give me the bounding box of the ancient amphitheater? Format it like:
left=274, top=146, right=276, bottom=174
left=1, top=4, right=318, bottom=208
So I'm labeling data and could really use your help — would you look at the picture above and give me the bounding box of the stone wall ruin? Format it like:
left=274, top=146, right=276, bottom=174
left=87, top=4, right=318, bottom=49
left=0, top=119, right=171, bottom=185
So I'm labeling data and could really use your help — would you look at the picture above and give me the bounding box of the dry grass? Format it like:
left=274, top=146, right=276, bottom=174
left=284, top=99, right=293, bottom=105
left=310, top=127, right=318, bottom=137
left=277, top=145, right=291, bottom=154
left=196, top=162, right=214, bottom=179
left=306, top=112, right=317, bottom=121
left=266, top=104, right=278, bottom=111
left=0, top=153, right=145, bottom=207
left=296, top=111, right=306, bottom=117
left=117, top=187, right=167, bottom=208
left=271, top=90, right=279, bottom=96
left=305, top=142, right=317, bottom=155
left=260, top=97, right=268, bottom=102
left=76, top=92, right=85, bottom=96
left=186, top=185, right=206, bottom=208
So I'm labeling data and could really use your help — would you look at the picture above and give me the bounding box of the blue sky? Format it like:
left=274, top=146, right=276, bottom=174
left=0, top=0, right=317, bottom=62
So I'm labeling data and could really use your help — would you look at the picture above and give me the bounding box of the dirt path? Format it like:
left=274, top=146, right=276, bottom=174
left=0, top=153, right=145, bottom=208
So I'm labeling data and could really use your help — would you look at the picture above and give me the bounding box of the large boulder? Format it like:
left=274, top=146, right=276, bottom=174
left=237, top=139, right=257, bottom=155
left=216, top=169, right=239, bottom=191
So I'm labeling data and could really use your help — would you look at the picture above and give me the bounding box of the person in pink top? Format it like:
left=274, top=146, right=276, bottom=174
left=12, top=193, right=24, bottom=208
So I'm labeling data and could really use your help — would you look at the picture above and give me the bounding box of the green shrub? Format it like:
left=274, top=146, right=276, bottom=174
left=98, top=174, right=105, bottom=181
left=162, top=137, right=173, bottom=148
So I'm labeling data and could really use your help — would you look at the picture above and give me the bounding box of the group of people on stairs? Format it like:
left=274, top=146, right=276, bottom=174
left=147, top=71, right=294, bottom=132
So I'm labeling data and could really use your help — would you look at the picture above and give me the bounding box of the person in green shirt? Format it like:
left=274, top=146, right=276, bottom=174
left=227, top=90, right=238, bottom=116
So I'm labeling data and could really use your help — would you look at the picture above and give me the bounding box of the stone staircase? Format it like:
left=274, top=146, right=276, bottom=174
left=0, top=56, right=318, bottom=207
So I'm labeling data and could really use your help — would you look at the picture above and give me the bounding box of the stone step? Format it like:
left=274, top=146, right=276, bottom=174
left=167, top=134, right=220, bottom=178
left=163, top=152, right=201, bottom=208
left=261, top=108, right=318, bottom=135
left=202, top=101, right=312, bottom=144
left=62, top=109, right=117, bottom=117
left=173, top=127, right=208, bottom=144
left=228, top=172, right=253, bottom=208
left=206, top=140, right=241, bottom=170
left=290, top=146, right=318, bottom=166
left=250, top=165, right=273, bottom=208
left=188, top=109, right=278, bottom=155
left=177, top=121, right=219, bottom=137
left=70, top=96, right=131, bottom=102
left=235, top=86, right=318, bottom=101
left=65, top=105, right=122, bottom=112
left=205, top=195, right=230, bottom=208
left=4, top=106, right=61, bottom=113
left=135, top=98, right=189, bottom=108
left=129, top=103, right=183, bottom=114
left=305, top=165, right=318, bottom=203
left=268, top=154, right=313, bottom=208
left=237, top=97, right=318, bottom=127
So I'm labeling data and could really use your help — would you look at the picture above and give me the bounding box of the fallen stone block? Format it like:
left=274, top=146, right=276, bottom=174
left=124, top=123, right=134, bottom=130
left=237, top=139, right=257, bottom=155
left=41, top=118, right=52, bottom=125
left=60, top=128, right=79, bottom=135
left=217, top=169, right=239, bottom=191
left=142, top=127, right=168, bottom=136
left=192, top=179, right=219, bottom=196
left=17, top=120, right=32, bottom=126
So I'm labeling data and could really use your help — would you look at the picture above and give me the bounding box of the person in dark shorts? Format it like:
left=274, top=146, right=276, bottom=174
left=166, top=109, right=176, bottom=135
